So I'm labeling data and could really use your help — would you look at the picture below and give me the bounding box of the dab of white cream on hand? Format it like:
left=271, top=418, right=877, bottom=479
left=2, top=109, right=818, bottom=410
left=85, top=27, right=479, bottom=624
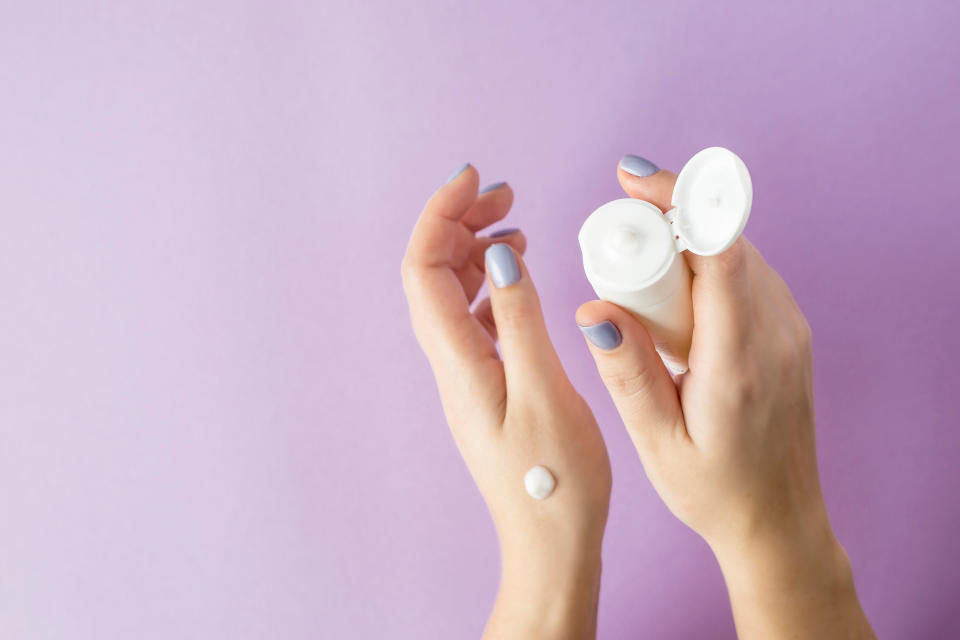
left=524, top=465, right=556, bottom=500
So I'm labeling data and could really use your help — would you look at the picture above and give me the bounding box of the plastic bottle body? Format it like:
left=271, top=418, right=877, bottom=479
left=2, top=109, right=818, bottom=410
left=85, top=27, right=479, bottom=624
left=585, top=248, right=693, bottom=374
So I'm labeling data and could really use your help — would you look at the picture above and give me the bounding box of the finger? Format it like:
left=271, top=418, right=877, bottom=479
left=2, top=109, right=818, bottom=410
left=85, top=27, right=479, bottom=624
left=462, top=181, right=513, bottom=232
left=576, top=300, right=685, bottom=454
left=457, top=229, right=526, bottom=304
left=404, top=163, right=478, bottom=270
left=617, top=153, right=752, bottom=359
left=748, top=239, right=810, bottom=342
left=484, top=244, right=565, bottom=394
left=402, top=164, right=495, bottom=370
left=472, top=297, right=497, bottom=341
left=685, top=237, right=754, bottom=362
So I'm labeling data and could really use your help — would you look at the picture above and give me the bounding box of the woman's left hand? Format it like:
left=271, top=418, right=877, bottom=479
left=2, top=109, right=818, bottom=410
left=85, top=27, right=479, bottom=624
left=401, top=164, right=611, bottom=639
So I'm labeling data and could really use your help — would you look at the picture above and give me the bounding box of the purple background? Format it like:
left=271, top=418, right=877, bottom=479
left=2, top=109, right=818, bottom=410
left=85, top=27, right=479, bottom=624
left=1, top=1, right=958, bottom=638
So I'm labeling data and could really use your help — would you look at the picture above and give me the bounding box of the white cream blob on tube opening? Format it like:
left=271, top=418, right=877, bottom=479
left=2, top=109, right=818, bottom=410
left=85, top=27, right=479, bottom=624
left=524, top=465, right=556, bottom=500
left=579, top=147, right=753, bottom=374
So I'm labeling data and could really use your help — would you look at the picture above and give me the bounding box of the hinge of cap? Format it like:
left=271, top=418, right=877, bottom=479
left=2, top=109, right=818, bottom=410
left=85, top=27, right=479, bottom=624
left=664, top=207, right=688, bottom=252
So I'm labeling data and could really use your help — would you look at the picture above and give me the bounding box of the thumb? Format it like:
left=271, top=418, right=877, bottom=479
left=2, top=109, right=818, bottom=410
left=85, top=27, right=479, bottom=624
left=484, top=243, right=565, bottom=394
left=576, top=300, right=685, bottom=453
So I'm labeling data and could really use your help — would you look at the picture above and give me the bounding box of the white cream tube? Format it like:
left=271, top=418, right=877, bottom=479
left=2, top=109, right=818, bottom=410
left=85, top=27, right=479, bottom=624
left=579, top=199, right=693, bottom=373
left=579, top=147, right=753, bottom=375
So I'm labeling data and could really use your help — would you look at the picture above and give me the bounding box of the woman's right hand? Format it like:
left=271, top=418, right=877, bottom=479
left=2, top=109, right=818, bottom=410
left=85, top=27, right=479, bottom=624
left=575, top=156, right=875, bottom=639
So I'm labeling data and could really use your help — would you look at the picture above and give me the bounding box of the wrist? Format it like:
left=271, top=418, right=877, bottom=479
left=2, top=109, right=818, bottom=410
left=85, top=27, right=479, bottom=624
left=484, top=541, right=602, bottom=640
left=710, top=517, right=873, bottom=639
left=712, top=521, right=853, bottom=599
left=707, top=493, right=846, bottom=588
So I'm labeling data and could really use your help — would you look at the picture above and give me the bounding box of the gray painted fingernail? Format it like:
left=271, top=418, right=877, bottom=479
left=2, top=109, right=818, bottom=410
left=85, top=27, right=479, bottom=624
left=579, top=321, right=622, bottom=350
left=445, top=162, right=471, bottom=184
left=619, top=155, right=659, bottom=177
left=479, top=181, right=507, bottom=194
left=489, top=227, right=520, bottom=238
left=485, top=243, right=521, bottom=288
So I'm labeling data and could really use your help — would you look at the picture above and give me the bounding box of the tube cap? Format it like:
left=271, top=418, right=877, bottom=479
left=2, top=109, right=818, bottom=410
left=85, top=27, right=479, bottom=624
left=668, top=147, right=752, bottom=256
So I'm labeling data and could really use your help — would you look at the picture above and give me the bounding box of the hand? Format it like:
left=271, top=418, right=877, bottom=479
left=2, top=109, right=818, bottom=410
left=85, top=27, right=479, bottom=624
left=575, top=158, right=874, bottom=639
left=402, top=165, right=611, bottom=640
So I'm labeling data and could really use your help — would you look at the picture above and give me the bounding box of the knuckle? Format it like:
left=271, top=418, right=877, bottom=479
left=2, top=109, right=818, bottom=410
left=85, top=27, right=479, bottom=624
left=777, top=336, right=800, bottom=371
left=731, top=358, right=761, bottom=407
left=399, top=257, right=417, bottom=284
left=715, top=238, right=749, bottom=277
left=495, top=298, right=539, bottom=331
left=798, top=317, right=813, bottom=351
left=400, top=261, right=432, bottom=297
left=602, top=365, right=655, bottom=402
left=735, top=373, right=760, bottom=408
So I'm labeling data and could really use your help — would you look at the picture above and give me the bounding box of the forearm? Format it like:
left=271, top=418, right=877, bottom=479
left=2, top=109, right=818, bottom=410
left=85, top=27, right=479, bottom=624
left=712, top=524, right=875, bottom=640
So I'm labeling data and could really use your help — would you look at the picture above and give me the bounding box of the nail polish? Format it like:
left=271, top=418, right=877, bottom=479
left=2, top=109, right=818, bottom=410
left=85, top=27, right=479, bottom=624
left=479, top=181, right=507, bottom=194
left=445, top=162, right=470, bottom=184
left=485, top=244, right=521, bottom=288
left=618, top=154, right=660, bottom=177
left=489, top=227, right=520, bottom=238
left=579, top=321, right=622, bottom=350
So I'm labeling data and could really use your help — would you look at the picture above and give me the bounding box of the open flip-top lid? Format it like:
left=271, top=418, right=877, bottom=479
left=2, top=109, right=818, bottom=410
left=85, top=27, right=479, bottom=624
left=668, top=147, right=752, bottom=256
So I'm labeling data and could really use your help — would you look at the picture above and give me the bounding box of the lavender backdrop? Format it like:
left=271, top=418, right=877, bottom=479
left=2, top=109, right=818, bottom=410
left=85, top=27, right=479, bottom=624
left=1, top=1, right=958, bottom=638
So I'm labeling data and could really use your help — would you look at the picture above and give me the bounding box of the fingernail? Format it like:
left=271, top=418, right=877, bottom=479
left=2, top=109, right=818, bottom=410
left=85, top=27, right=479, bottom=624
left=479, top=181, right=507, bottom=195
left=579, top=321, right=622, bottom=350
left=489, top=227, right=519, bottom=238
left=485, top=243, right=521, bottom=288
left=619, top=154, right=659, bottom=177
left=445, top=162, right=471, bottom=184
